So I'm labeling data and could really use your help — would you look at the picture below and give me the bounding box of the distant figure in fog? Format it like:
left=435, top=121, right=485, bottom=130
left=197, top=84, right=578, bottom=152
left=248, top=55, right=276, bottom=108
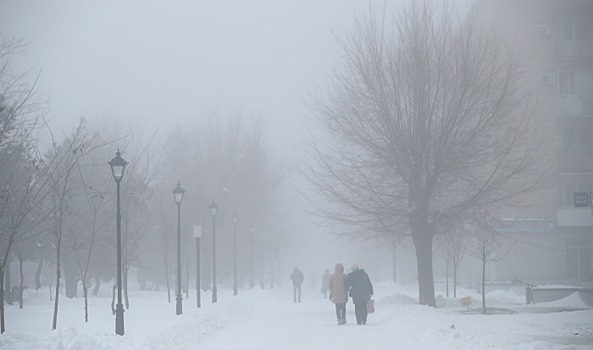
left=329, top=263, right=349, bottom=325
left=347, top=264, right=373, bottom=325
left=321, top=269, right=330, bottom=298
left=290, top=268, right=304, bottom=303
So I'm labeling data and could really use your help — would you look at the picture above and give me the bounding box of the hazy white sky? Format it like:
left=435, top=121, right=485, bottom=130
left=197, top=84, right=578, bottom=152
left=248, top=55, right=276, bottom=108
left=1, top=0, right=473, bottom=151
left=0, top=0, right=384, bottom=148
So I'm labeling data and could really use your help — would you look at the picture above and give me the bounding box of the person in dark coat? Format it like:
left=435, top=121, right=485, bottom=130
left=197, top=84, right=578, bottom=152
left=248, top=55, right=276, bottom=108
left=290, top=268, right=304, bottom=303
left=347, top=264, right=373, bottom=325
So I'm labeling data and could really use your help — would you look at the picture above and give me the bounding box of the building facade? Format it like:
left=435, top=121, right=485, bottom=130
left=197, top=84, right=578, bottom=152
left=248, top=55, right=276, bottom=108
left=473, top=0, right=593, bottom=286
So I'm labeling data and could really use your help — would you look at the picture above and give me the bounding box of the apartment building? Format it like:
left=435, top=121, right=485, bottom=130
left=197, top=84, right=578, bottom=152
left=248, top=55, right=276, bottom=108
left=472, top=0, right=593, bottom=286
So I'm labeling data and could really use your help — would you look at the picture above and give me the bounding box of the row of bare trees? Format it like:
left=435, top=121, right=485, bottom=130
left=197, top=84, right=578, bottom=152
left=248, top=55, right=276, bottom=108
left=0, top=36, right=286, bottom=333
left=305, top=1, right=545, bottom=308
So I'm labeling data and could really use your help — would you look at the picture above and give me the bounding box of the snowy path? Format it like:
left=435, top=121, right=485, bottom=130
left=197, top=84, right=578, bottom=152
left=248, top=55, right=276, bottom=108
left=172, top=284, right=593, bottom=350
left=198, top=288, right=382, bottom=350
left=3, top=282, right=593, bottom=349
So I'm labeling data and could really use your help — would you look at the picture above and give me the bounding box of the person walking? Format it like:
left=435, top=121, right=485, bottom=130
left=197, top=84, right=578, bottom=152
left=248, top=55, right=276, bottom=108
left=321, top=269, right=330, bottom=298
left=328, top=263, right=349, bottom=325
left=347, top=264, right=373, bottom=325
left=290, top=268, right=304, bottom=303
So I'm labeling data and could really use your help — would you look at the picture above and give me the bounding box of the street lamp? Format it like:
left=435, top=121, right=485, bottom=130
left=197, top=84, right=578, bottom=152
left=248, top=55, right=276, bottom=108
left=209, top=200, right=218, bottom=303
left=172, top=182, right=185, bottom=315
left=193, top=224, right=202, bottom=308
left=249, top=225, right=254, bottom=289
left=231, top=212, right=238, bottom=296
left=109, top=150, right=127, bottom=336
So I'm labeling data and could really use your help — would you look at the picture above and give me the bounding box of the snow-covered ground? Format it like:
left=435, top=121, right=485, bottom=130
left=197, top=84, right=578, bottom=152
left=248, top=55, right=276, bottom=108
left=2, top=281, right=592, bottom=349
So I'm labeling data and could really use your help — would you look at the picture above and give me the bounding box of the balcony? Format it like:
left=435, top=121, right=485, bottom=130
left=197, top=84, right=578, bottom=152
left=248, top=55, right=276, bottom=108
left=557, top=40, right=593, bottom=58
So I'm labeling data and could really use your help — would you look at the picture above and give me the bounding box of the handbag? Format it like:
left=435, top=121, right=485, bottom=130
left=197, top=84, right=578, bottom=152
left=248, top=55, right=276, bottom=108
left=367, top=299, right=375, bottom=313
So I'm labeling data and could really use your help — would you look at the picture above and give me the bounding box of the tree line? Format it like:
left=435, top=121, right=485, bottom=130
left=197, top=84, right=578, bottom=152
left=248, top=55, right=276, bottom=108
left=0, top=38, right=285, bottom=332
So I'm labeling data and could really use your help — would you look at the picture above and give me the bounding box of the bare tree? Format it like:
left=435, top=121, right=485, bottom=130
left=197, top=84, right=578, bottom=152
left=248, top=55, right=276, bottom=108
left=0, top=37, right=48, bottom=333
left=306, top=2, right=544, bottom=306
left=158, top=115, right=285, bottom=295
left=466, top=208, right=512, bottom=314
left=44, top=119, right=97, bottom=330
left=70, top=153, right=112, bottom=322
left=447, top=230, right=467, bottom=299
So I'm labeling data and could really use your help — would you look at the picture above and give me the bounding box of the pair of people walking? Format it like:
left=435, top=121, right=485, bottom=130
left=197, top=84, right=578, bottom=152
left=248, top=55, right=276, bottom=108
left=328, top=263, right=373, bottom=325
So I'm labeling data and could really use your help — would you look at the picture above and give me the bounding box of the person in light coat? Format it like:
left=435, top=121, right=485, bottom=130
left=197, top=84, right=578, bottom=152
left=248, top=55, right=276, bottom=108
left=328, top=263, right=349, bottom=325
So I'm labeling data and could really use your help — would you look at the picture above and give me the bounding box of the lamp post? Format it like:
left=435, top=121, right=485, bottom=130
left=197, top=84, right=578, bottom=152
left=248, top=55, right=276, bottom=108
left=231, top=212, right=238, bottom=296
left=193, top=224, right=202, bottom=308
left=249, top=225, right=254, bottom=289
left=209, top=200, right=218, bottom=303
left=172, top=183, right=185, bottom=315
left=109, top=150, right=127, bottom=336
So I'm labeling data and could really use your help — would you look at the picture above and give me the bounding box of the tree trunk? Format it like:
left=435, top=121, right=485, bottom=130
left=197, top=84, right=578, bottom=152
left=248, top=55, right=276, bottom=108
left=413, top=231, right=436, bottom=307
left=481, top=259, right=487, bottom=314
left=82, top=276, right=88, bottom=322
left=35, top=255, right=43, bottom=291
left=393, top=241, right=397, bottom=283
left=446, top=257, right=450, bottom=298
left=165, top=264, right=171, bottom=303
left=453, top=261, right=458, bottom=298
left=111, top=284, right=116, bottom=315
left=185, top=267, right=189, bottom=298
left=52, top=262, right=61, bottom=330
left=4, top=260, right=10, bottom=297
left=64, top=276, right=78, bottom=299
left=270, top=258, right=274, bottom=290
left=93, top=277, right=100, bottom=296
left=64, top=254, right=80, bottom=299
left=18, top=255, right=24, bottom=309
left=1, top=268, right=5, bottom=333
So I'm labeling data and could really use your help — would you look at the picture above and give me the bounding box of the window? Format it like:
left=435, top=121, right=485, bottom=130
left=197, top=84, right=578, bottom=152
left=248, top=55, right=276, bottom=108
left=558, top=69, right=593, bottom=96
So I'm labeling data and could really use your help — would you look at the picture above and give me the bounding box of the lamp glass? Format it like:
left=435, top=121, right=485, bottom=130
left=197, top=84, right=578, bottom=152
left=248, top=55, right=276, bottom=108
left=172, top=183, right=185, bottom=205
left=109, top=150, right=128, bottom=181
left=209, top=201, right=218, bottom=217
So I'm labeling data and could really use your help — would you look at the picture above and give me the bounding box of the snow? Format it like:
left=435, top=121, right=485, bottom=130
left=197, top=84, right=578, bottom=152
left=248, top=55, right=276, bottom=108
left=2, top=282, right=593, bottom=349
left=536, top=291, right=591, bottom=309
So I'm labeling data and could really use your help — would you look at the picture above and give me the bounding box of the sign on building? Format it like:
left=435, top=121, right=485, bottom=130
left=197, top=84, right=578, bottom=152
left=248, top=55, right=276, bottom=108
left=573, top=192, right=591, bottom=208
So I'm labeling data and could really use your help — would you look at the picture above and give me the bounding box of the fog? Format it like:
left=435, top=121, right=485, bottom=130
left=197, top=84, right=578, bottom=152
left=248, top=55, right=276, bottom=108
left=1, top=0, right=442, bottom=285
left=1, top=0, right=489, bottom=297
left=1, top=1, right=382, bottom=145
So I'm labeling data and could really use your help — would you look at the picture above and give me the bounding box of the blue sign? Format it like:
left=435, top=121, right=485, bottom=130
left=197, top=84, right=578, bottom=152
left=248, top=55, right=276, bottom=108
left=574, top=192, right=590, bottom=208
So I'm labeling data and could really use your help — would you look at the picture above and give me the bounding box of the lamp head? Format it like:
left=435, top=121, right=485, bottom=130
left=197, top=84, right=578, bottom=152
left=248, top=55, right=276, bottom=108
left=209, top=200, right=218, bottom=217
left=108, top=150, right=128, bottom=181
left=172, top=182, right=185, bottom=205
